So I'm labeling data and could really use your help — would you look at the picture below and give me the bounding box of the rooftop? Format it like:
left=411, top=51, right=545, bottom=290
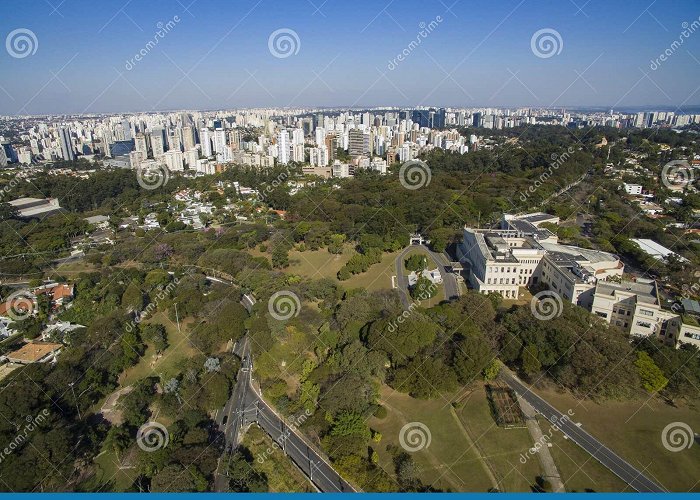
left=6, top=342, right=62, bottom=363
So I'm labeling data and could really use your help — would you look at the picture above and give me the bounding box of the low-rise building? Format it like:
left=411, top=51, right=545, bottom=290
left=3, top=342, right=62, bottom=365
left=458, top=213, right=623, bottom=303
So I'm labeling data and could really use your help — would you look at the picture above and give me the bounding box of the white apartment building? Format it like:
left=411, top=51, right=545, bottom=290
left=277, top=130, right=290, bottom=165
left=163, top=150, right=184, bottom=171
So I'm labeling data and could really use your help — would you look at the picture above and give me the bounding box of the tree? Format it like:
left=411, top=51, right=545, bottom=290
left=405, top=254, right=428, bottom=272
left=634, top=351, right=668, bottom=393
left=410, top=276, right=437, bottom=300
left=121, top=282, right=144, bottom=313
left=105, top=425, right=131, bottom=457
left=150, top=464, right=197, bottom=492
left=521, top=344, right=541, bottom=375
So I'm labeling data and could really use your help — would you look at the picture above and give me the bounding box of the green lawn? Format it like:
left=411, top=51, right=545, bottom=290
left=83, top=449, right=138, bottom=492
left=534, top=387, right=700, bottom=492
left=456, top=383, right=543, bottom=492
left=342, top=250, right=400, bottom=292
left=286, top=246, right=352, bottom=281
left=242, top=426, right=313, bottom=492
left=368, top=385, right=495, bottom=492
left=266, top=244, right=400, bottom=292
left=543, top=418, right=628, bottom=492
left=120, top=310, right=199, bottom=387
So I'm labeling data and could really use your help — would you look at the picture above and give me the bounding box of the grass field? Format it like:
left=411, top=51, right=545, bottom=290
left=86, top=449, right=138, bottom=492
left=456, top=383, right=542, bottom=492
left=120, top=310, right=199, bottom=387
left=242, top=426, right=313, bottom=492
left=286, top=247, right=351, bottom=281
left=368, top=385, right=494, bottom=492
left=533, top=387, right=700, bottom=492
left=543, top=418, right=628, bottom=492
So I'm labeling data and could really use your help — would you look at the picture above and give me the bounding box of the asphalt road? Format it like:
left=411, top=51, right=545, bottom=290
left=245, top=386, right=355, bottom=492
left=395, top=244, right=460, bottom=307
left=500, top=370, right=666, bottom=493
left=216, top=336, right=355, bottom=493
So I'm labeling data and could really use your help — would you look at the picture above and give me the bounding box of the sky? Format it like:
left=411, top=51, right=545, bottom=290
left=1, top=0, right=700, bottom=114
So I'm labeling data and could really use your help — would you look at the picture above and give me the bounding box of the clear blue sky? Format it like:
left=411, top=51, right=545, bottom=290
left=1, top=0, right=699, bottom=114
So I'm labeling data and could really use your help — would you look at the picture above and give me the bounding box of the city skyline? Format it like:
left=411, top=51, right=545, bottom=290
left=2, top=0, right=700, bottom=114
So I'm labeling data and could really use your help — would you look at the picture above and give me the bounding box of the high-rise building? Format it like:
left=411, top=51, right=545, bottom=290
left=472, top=112, right=482, bottom=128
left=348, top=128, right=369, bottom=156
left=213, top=128, right=226, bottom=154
left=200, top=128, right=212, bottom=157
left=292, top=143, right=305, bottom=162
left=150, top=129, right=165, bottom=158
left=135, top=133, right=149, bottom=157
left=277, top=130, right=290, bottom=165
left=182, top=127, right=195, bottom=151
left=59, top=127, right=75, bottom=161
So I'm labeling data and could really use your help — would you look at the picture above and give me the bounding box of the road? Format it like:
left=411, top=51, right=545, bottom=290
left=500, top=370, right=666, bottom=493
left=395, top=244, right=460, bottom=307
left=215, top=336, right=355, bottom=493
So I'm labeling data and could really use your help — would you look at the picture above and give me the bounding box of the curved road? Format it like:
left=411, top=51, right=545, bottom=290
left=500, top=370, right=666, bottom=493
left=395, top=244, right=460, bottom=307
left=216, top=337, right=355, bottom=493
